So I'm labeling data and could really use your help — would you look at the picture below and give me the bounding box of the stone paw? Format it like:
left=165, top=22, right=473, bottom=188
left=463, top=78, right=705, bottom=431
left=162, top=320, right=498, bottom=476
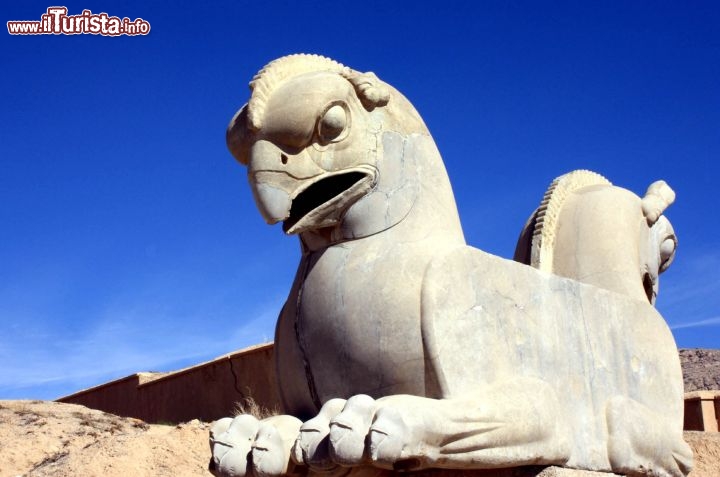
left=209, top=414, right=302, bottom=477
left=293, top=394, right=420, bottom=472
left=606, top=396, right=692, bottom=477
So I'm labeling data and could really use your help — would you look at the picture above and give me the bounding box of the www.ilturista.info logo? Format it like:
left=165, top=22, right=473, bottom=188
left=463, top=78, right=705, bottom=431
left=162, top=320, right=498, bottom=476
left=7, top=7, right=150, bottom=36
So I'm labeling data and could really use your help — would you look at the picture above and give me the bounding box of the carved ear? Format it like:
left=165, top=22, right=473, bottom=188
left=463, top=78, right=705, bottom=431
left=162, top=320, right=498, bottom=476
left=345, top=71, right=390, bottom=111
left=641, top=180, right=675, bottom=225
left=227, top=104, right=251, bottom=165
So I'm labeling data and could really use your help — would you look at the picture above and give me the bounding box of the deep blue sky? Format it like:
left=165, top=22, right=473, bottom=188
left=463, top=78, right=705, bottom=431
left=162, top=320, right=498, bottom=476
left=2, top=2, right=718, bottom=400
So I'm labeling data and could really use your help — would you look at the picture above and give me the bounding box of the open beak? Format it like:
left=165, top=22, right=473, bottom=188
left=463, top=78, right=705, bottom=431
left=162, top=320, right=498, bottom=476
left=251, top=166, right=376, bottom=235
left=283, top=168, right=375, bottom=234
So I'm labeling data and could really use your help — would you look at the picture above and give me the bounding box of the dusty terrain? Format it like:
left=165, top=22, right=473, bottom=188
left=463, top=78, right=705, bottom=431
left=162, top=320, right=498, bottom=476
left=684, top=431, right=720, bottom=477
left=1, top=399, right=719, bottom=477
left=1, top=348, right=718, bottom=476
left=0, top=400, right=209, bottom=477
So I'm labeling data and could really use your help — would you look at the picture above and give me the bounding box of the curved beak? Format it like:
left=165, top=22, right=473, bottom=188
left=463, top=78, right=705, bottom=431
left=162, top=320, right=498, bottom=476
left=250, top=166, right=376, bottom=234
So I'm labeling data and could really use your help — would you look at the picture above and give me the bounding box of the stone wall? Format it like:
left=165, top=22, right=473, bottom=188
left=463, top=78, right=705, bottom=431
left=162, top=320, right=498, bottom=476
left=58, top=343, right=280, bottom=423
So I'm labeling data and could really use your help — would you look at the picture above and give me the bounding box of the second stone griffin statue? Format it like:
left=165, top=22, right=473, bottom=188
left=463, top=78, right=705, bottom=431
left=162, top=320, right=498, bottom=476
left=209, top=54, right=692, bottom=477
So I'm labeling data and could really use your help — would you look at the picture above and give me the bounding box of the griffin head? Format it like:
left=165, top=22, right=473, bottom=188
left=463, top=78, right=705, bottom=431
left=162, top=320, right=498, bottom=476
left=226, top=54, right=430, bottom=241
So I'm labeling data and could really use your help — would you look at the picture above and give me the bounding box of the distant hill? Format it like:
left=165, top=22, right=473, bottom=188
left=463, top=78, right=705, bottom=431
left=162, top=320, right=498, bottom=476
left=680, top=348, right=720, bottom=392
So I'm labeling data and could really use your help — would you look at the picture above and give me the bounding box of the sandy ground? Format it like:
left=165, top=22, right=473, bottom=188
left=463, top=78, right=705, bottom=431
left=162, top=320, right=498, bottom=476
left=684, top=431, right=720, bottom=477
left=0, top=400, right=209, bottom=476
left=1, top=400, right=718, bottom=476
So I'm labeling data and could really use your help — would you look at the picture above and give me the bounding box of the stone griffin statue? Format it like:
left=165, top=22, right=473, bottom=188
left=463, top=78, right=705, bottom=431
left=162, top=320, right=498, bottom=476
left=210, top=54, right=691, bottom=477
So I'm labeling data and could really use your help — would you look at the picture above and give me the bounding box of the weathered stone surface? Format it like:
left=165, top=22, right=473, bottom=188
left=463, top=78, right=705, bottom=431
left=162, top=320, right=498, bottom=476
left=514, top=170, right=677, bottom=305
left=211, top=54, right=690, bottom=477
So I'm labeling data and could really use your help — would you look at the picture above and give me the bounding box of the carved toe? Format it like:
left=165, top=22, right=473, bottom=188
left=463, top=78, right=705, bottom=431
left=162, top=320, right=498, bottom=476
left=368, top=406, right=409, bottom=467
left=329, top=394, right=376, bottom=465
left=293, top=398, right=346, bottom=470
left=210, top=414, right=260, bottom=477
left=252, top=422, right=287, bottom=477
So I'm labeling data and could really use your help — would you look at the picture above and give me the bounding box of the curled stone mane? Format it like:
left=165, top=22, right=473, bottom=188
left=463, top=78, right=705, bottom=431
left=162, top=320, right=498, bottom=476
left=531, top=170, right=611, bottom=271
left=247, top=54, right=350, bottom=131
left=246, top=54, right=391, bottom=131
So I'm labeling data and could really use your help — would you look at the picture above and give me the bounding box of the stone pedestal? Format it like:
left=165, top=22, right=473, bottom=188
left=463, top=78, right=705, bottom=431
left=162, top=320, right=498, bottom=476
left=328, top=466, right=622, bottom=477
left=684, top=391, right=720, bottom=432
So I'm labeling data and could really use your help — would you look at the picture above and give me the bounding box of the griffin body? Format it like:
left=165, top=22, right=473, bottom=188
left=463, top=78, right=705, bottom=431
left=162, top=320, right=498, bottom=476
left=226, top=56, right=464, bottom=418
left=210, top=55, right=691, bottom=477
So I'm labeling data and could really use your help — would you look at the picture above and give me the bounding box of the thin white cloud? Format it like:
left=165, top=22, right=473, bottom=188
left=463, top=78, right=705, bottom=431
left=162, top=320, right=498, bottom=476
left=670, top=316, right=720, bottom=330
left=654, top=247, right=720, bottom=340
left=0, top=296, right=284, bottom=398
left=659, top=249, right=720, bottom=307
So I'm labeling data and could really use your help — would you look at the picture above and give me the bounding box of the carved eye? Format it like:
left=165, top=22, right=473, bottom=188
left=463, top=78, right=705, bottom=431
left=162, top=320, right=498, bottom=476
left=659, top=238, right=676, bottom=271
left=317, top=104, right=348, bottom=144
